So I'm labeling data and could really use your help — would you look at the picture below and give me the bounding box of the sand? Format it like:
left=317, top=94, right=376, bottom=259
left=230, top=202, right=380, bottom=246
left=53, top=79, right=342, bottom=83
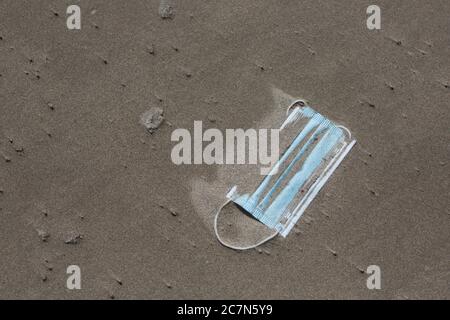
left=0, top=0, right=449, bottom=299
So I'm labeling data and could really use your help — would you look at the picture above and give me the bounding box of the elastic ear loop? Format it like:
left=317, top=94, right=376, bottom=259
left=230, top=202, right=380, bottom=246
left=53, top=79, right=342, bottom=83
left=336, top=125, right=352, bottom=140
left=214, top=199, right=278, bottom=250
left=286, top=99, right=308, bottom=116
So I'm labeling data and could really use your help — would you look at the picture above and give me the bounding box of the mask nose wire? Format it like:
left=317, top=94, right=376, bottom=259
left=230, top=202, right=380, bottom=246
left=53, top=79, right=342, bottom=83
left=214, top=199, right=279, bottom=250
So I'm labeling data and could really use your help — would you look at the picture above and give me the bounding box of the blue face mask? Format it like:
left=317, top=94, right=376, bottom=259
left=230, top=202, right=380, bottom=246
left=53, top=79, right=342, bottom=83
left=215, top=100, right=356, bottom=249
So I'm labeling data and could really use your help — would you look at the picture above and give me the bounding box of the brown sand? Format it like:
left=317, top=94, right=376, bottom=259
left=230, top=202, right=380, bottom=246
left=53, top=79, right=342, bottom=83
left=0, top=0, right=449, bottom=299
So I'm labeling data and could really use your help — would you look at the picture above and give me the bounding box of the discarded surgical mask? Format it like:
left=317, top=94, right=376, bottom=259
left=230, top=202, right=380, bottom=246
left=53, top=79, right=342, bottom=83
left=214, top=100, right=356, bottom=250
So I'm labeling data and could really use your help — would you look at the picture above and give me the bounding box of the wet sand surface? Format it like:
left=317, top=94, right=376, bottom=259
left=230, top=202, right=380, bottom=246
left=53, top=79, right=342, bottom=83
left=0, top=0, right=449, bottom=299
